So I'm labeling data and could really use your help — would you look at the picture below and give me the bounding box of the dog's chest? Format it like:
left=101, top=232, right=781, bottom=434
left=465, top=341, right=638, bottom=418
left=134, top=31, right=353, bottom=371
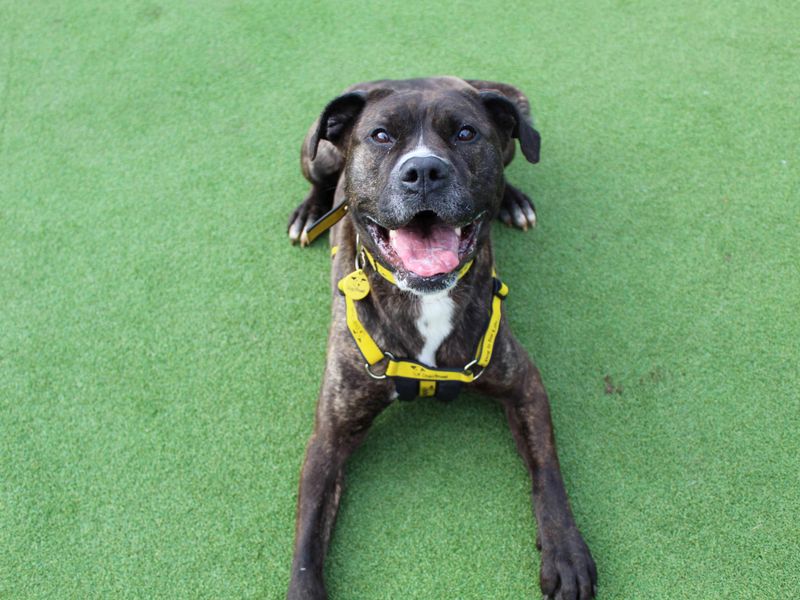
left=414, top=292, right=455, bottom=366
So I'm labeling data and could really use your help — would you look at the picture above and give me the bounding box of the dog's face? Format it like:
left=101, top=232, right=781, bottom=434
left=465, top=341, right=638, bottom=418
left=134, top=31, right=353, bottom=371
left=312, top=78, right=540, bottom=293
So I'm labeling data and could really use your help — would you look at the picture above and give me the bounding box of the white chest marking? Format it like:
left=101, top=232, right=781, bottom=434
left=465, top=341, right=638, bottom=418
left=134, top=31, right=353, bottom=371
left=415, top=292, right=454, bottom=366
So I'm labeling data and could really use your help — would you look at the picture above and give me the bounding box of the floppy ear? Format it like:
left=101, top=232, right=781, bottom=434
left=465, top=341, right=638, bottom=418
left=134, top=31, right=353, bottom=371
left=309, top=90, right=368, bottom=160
left=479, top=90, right=541, bottom=164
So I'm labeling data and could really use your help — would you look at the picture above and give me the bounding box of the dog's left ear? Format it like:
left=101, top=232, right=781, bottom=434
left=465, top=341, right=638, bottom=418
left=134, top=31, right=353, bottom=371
left=479, top=90, right=541, bottom=164
left=309, top=90, right=368, bottom=160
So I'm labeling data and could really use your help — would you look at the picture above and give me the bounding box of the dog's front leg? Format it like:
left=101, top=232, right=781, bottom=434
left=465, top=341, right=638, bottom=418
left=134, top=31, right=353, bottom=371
left=287, top=430, right=343, bottom=599
left=479, top=336, right=597, bottom=600
left=503, top=361, right=597, bottom=600
left=287, top=376, right=390, bottom=600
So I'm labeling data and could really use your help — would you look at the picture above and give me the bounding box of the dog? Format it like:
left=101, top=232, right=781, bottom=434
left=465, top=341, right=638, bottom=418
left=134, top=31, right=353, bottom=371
left=286, top=77, right=596, bottom=600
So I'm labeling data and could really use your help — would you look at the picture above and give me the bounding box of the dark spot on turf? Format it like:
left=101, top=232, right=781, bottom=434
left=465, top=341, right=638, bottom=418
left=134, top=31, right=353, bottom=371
left=604, top=374, right=623, bottom=395
left=638, top=368, right=665, bottom=386
left=139, top=4, right=163, bottom=22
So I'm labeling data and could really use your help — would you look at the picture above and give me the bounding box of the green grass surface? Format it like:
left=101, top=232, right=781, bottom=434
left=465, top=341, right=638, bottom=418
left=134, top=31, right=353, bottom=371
left=1, top=1, right=798, bottom=598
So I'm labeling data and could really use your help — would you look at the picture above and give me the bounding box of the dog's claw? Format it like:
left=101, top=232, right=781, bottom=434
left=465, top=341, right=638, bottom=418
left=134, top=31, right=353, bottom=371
left=510, top=201, right=527, bottom=230
left=288, top=219, right=303, bottom=244
left=515, top=210, right=529, bottom=230
left=523, top=202, right=537, bottom=228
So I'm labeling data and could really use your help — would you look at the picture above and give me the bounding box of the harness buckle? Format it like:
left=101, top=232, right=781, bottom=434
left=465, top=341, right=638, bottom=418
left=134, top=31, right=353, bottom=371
left=365, top=352, right=395, bottom=380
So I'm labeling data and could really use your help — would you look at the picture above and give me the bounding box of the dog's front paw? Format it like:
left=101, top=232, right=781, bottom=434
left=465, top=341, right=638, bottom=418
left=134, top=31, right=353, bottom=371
left=287, top=187, right=332, bottom=246
left=539, top=529, right=597, bottom=600
left=498, top=182, right=537, bottom=230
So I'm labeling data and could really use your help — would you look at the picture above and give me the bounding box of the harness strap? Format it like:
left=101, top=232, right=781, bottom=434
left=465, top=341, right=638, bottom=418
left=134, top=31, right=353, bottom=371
left=304, top=200, right=348, bottom=245
left=337, top=267, right=508, bottom=399
left=338, top=270, right=384, bottom=364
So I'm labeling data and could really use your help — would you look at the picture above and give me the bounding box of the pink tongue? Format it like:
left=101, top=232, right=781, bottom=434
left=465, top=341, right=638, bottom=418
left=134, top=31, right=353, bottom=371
left=389, top=223, right=460, bottom=277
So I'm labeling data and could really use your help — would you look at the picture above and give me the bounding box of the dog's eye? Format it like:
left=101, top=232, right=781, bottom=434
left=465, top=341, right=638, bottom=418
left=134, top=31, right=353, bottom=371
left=456, top=126, right=477, bottom=142
left=370, top=129, right=393, bottom=144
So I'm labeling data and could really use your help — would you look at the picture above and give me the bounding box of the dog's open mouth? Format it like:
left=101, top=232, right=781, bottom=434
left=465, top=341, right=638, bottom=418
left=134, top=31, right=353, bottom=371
left=365, top=211, right=483, bottom=278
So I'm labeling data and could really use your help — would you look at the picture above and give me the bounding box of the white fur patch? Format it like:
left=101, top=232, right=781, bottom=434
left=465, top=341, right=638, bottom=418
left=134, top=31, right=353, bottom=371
left=393, top=146, right=439, bottom=171
left=392, top=132, right=451, bottom=176
left=415, top=291, right=454, bottom=366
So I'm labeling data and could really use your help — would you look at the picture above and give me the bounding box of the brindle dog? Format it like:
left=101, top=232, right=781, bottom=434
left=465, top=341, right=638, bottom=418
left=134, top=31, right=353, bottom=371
left=286, top=77, right=597, bottom=600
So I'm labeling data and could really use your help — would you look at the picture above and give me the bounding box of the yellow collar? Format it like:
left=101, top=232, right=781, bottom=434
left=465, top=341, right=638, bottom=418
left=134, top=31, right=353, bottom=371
left=361, top=246, right=474, bottom=286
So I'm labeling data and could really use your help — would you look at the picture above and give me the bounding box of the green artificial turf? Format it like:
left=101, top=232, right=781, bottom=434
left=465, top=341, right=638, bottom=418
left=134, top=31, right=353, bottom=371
left=1, top=1, right=798, bottom=598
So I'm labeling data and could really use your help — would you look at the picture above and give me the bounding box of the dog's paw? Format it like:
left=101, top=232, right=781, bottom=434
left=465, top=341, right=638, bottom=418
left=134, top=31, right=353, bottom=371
left=287, top=189, right=329, bottom=246
left=286, top=185, right=334, bottom=246
left=539, top=529, right=597, bottom=600
left=498, top=182, right=537, bottom=231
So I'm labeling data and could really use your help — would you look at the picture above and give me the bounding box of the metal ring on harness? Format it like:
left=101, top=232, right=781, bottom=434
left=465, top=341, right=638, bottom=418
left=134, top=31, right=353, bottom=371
left=462, top=358, right=486, bottom=381
left=365, top=352, right=395, bottom=380
left=354, top=234, right=365, bottom=271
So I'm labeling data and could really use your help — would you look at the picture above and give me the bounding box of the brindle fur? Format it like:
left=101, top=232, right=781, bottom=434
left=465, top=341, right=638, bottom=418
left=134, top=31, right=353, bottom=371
left=288, top=78, right=537, bottom=244
left=287, top=77, right=596, bottom=600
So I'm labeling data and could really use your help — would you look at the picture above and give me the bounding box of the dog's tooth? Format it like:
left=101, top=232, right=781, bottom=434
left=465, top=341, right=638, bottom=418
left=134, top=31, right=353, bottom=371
left=388, top=229, right=397, bottom=240
left=454, top=227, right=461, bottom=237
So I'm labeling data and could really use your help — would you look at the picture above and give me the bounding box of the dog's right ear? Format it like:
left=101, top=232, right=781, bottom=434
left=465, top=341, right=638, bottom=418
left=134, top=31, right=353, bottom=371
left=309, top=90, right=368, bottom=160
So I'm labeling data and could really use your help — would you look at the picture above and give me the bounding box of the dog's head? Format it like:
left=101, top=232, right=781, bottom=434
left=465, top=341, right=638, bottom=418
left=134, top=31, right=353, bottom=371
left=311, top=78, right=540, bottom=294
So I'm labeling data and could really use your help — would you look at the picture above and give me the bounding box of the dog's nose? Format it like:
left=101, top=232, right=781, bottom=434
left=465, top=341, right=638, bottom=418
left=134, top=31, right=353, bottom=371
left=398, top=156, right=452, bottom=194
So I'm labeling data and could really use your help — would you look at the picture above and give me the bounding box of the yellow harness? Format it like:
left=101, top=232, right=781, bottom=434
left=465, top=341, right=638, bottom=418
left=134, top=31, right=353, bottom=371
left=306, top=199, right=509, bottom=401
left=337, top=248, right=508, bottom=401
left=305, top=200, right=349, bottom=245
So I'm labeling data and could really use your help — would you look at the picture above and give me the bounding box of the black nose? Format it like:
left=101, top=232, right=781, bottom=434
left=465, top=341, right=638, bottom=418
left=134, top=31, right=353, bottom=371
left=398, top=155, right=452, bottom=194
